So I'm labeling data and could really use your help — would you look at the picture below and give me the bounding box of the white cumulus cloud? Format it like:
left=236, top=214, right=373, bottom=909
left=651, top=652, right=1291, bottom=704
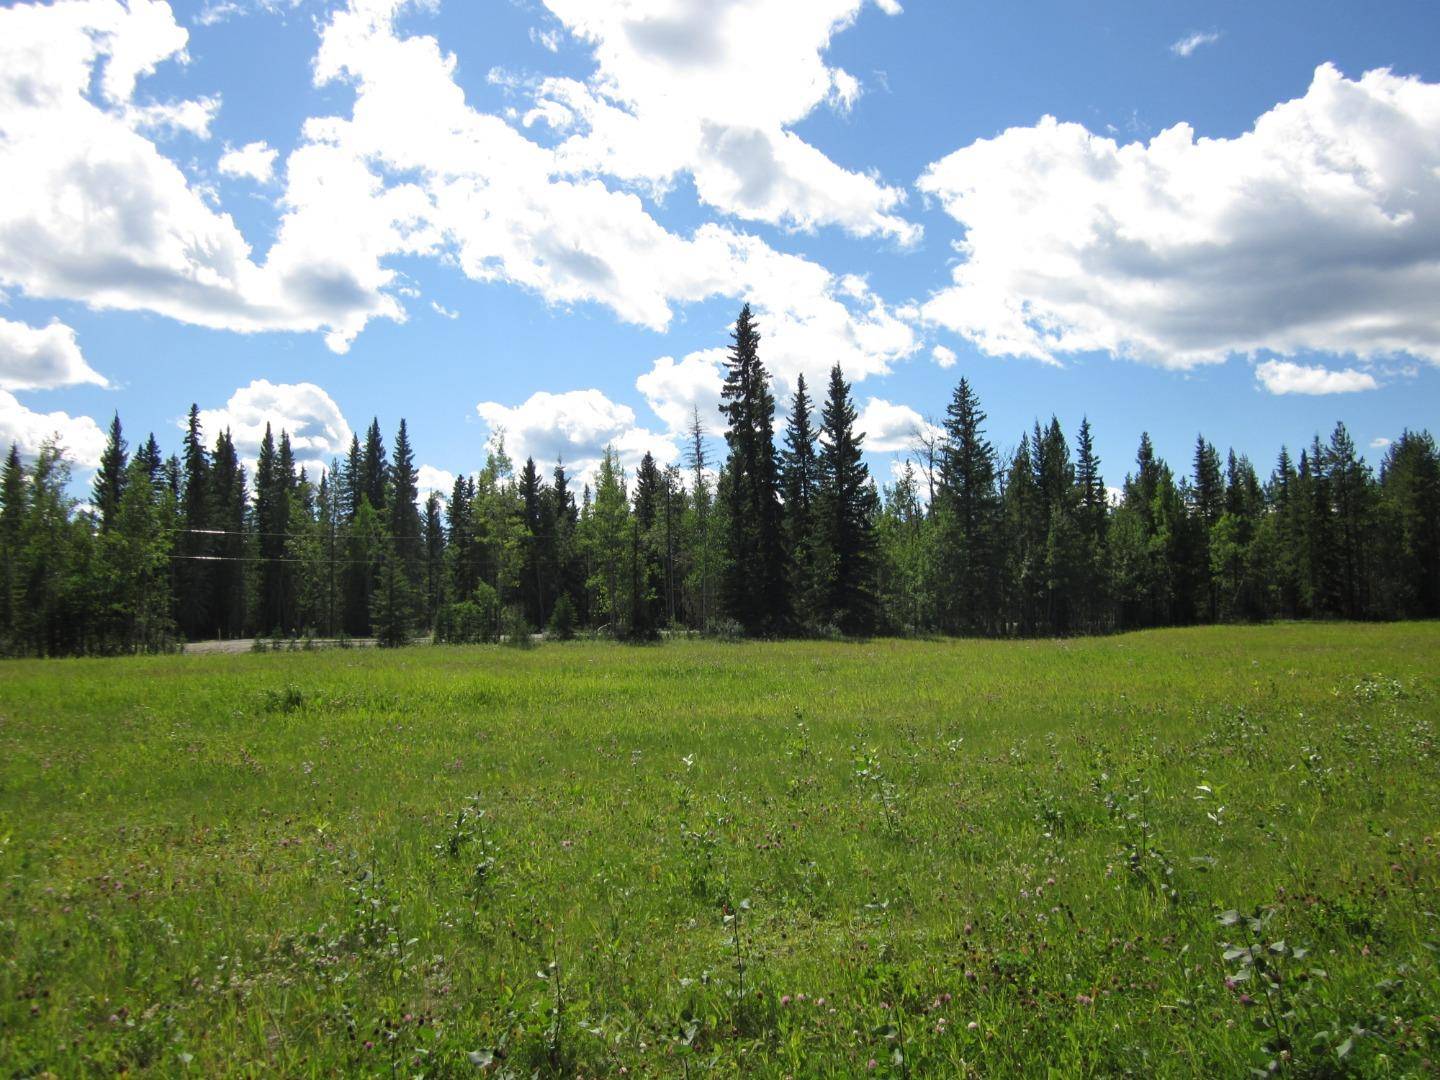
left=1255, top=359, right=1379, bottom=395
left=856, top=397, right=937, bottom=452
left=195, top=379, right=353, bottom=475
left=417, top=463, right=455, bottom=496
left=918, top=64, right=1440, bottom=371
left=636, top=349, right=726, bottom=434
left=0, top=317, right=108, bottom=391
left=0, top=389, right=106, bottom=467
left=931, top=344, right=957, bottom=369
left=532, top=0, right=918, bottom=243
left=218, top=140, right=278, bottom=182
left=476, top=387, right=675, bottom=488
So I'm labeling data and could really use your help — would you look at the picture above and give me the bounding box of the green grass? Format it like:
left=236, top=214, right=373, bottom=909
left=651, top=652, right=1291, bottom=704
left=2, top=624, right=1438, bottom=1077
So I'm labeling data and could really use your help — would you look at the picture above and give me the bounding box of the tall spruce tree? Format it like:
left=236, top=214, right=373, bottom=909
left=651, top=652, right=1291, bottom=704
left=936, top=377, right=1000, bottom=634
left=717, top=304, right=787, bottom=634
left=92, top=414, right=128, bottom=531
left=175, top=405, right=211, bottom=638
left=815, top=364, right=877, bottom=634
left=361, top=419, right=387, bottom=513
left=780, top=374, right=821, bottom=626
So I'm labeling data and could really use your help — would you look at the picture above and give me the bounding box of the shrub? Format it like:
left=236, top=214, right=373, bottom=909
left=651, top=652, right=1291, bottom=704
left=435, top=583, right=501, bottom=644
left=547, top=594, right=577, bottom=641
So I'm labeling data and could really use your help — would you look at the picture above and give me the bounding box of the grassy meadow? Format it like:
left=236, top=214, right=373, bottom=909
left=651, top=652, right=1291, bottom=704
left=1, top=624, right=1438, bottom=1076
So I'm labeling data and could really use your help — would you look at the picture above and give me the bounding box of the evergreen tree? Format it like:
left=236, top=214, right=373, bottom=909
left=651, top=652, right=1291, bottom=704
left=175, top=405, right=211, bottom=639
left=423, top=491, right=446, bottom=628
left=361, top=419, right=387, bottom=513
left=1327, top=422, right=1373, bottom=618
left=935, top=378, right=1000, bottom=634
left=209, top=430, right=248, bottom=637
left=518, top=456, right=546, bottom=627
left=585, top=446, right=629, bottom=633
left=780, top=374, right=822, bottom=627
left=629, top=451, right=666, bottom=637
left=0, top=444, right=24, bottom=646
left=92, top=414, right=128, bottom=531
left=1192, top=435, right=1225, bottom=620
left=1375, top=431, right=1440, bottom=617
left=1073, top=417, right=1108, bottom=631
left=387, top=419, right=423, bottom=634
left=718, top=304, right=787, bottom=634
left=814, top=364, right=877, bottom=634
left=684, top=407, right=716, bottom=629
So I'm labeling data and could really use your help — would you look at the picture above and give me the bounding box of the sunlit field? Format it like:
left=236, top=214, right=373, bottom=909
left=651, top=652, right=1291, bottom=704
left=2, top=624, right=1438, bottom=1076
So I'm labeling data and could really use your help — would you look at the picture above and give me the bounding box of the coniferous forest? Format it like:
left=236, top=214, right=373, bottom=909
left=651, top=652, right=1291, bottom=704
left=1, top=304, right=1437, bottom=657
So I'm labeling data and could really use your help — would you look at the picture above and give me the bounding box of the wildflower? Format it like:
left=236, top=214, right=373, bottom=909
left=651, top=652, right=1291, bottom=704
left=967, top=1021, right=979, bottom=1031
left=867, top=1059, right=878, bottom=1070
left=1075, top=993, right=1093, bottom=1006
left=781, top=995, right=792, bottom=1006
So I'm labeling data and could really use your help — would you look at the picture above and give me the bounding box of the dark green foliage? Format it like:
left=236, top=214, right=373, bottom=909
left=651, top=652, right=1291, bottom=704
left=936, top=377, right=1000, bottom=634
left=91, top=414, right=127, bottom=531
left=718, top=304, right=788, bottom=635
left=814, top=363, right=877, bottom=634
left=1, top=310, right=1437, bottom=656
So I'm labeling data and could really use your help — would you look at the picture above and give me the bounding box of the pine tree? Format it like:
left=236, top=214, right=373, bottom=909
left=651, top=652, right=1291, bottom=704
left=629, top=451, right=666, bottom=638
left=814, top=364, right=877, bottom=634
left=388, top=419, right=422, bottom=595
left=175, top=405, right=211, bottom=638
left=362, top=419, right=387, bottom=513
left=92, top=414, right=128, bottom=531
left=935, top=378, right=1000, bottom=634
left=209, top=430, right=248, bottom=637
left=423, top=491, right=446, bottom=628
left=518, top=456, right=546, bottom=627
left=1327, top=423, right=1374, bottom=618
left=1192, top=435, right=1225, bottom=620
left=586, top=446, right=629, bottom=633
left=1073, top=417, right=1108, bottom=631
left=0, top=444, right=24, bottom=647
left=1375, top=431, right=1440, bottom=617
left=780, top=374, right=821, bottom=627
left=718, top=304, right=787, bottom=634
left=684, top=407, right=716, bottom=629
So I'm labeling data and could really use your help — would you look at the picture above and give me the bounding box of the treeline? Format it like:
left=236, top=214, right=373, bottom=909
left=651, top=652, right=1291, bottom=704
left=1, top=304, right=1437, bottom=656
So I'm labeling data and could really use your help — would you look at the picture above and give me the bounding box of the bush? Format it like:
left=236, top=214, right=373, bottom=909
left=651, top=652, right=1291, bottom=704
left=547, top=594, right=577, bottom=641
left=435, top=583, right=500, bottom=644
left=501, top=606, right=536, bottom=649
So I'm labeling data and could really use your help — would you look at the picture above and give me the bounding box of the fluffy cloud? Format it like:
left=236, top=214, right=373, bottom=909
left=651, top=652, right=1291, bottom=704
left=476, top=388, right=675, bottom=487
left=0, top=0, right=920, bottom=371
left=1255, top=359, right=1379, bottom=395
left=417, top=463, right=455, bottom=496
left=0, top=389, right=107, bottom=466
left=918, top=64, right=1440, bottom=370
left=218, top=140, right=278, bottom=182
left=535, top=0, right=917, bottom=243
left=1170, top=30, right=1220, bottom=58
left=195, top=379, right=352, bottom=475
left=635, top=349, right=725, bottom=434
left=302, top=0, right=917, bottom=379
left=856, top=397, right=937, bottom=452
left=0, top=0, right=411, bottom=353
left=0, top=318, right=108, bottom=391
left=931, top=344, right=957, bottom=369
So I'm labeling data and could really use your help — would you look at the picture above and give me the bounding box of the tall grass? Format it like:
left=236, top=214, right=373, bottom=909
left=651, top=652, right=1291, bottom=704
left=1, top=623, right=1437, bottom=1075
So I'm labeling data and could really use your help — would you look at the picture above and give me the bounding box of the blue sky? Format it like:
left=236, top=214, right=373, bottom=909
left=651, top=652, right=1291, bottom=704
left=1, top=0, right=1438, bottom=497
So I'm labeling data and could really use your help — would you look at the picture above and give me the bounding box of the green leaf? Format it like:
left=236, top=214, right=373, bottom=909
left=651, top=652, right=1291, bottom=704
left=1336, top=1037, right=1353, bottom=1059
left=467, top=1049, right=495, bottom=1067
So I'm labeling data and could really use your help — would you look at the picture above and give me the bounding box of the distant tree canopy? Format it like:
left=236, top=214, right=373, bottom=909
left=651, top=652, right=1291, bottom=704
left=2, top=306, right=1437, bottom=656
